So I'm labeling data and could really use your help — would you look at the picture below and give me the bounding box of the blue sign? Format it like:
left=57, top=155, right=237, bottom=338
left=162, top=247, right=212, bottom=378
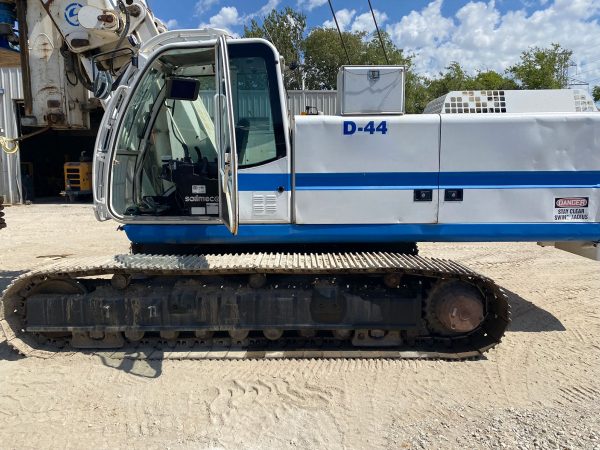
left=343, top=120, right=388, bottom=136
left=64, top=2, right=83, bottom=27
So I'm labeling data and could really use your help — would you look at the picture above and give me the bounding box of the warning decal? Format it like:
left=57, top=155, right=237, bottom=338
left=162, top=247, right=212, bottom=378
left=554, top=197, right=589, bottom=221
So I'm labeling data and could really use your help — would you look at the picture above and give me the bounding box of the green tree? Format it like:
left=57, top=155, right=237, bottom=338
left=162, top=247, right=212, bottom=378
left=468, top=70, right=518, bottom=90
left=425, top=62, right=471, bottom=100
left=592, top=86, right=600, bottom=103
left=409, top=63, right=519, bottom=113
left=361, top=31, right=408, bottom=66
left=405, top=74, right=432, bottom=114
left=244, top=7, right=307, bottom=90
left=303, top=28, right=367, bottom=90
left=506, top=43, right=573, bottom=89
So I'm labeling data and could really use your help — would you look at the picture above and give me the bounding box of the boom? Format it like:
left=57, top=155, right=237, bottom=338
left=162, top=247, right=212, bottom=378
left=8, top=0, right=165, bottom=129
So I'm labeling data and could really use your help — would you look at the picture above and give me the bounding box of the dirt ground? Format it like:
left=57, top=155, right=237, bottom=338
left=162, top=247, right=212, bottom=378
left=1, top=204, right=599, bottom=450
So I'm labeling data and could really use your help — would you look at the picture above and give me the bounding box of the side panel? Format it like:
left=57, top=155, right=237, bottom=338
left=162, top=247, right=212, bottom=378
left=238, top=157, right=290, bottom=223
left=439, top=113, right=600, bottom=224
left=293, top=115, right=440, bottom=224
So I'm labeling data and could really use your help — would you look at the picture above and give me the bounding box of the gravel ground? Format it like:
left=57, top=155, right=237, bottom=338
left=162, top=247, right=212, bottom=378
left=1, top=203, right=599, bottom=449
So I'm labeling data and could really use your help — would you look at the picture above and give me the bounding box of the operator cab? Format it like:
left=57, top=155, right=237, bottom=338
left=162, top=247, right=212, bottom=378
left=99, top=36, right=288, bottom=234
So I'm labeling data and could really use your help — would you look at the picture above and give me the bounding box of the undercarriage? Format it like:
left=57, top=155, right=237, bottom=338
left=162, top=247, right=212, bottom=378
left=0, top=198, right=5, bottom=230
left=0, top=252, right=510, bottom=360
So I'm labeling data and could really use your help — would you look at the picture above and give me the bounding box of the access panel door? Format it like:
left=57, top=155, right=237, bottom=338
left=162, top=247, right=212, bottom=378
left=293, top=115, right=441, bottom=225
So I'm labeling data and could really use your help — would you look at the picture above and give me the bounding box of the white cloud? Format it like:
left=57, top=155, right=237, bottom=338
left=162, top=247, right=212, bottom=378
left=387, top=0, right=453, bottom=50
left=322, top=8, right=389, bottom=36
left=323, top=9, right=356, bottom=31
left=386, top=0, right=600, bottom=85
left=298, top=0, right=328, bottom=11
left=197, top=0, right=282, bottom=36
left=350, top=10, right=388, bottom=34
left=195, top=0, right=220, bottom=16
left=165, top=19, right=178, bottom=29
left=198, top=6, right=242, bottom=35
left=258, top=0, right=281, bottom=16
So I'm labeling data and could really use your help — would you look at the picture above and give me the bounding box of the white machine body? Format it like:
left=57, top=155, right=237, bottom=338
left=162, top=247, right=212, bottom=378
left=89, top=33, right=600, bottom=260
left=293, top=113, right=600, bottom=226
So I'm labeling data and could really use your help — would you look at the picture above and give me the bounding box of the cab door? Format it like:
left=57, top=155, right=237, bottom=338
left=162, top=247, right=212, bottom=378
left=93, top=84, right=129, bottom=221
left=215, top=35, right=239, bottom=235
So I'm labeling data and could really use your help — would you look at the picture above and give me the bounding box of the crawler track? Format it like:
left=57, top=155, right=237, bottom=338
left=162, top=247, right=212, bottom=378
left=0, top=197, right=5, bottom=229
left=0, top=253, right=510, bottom=360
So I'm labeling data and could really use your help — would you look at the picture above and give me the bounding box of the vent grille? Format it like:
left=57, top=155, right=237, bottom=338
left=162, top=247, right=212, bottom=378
left=252, top=194, right=278, bottom=215
left=443, top=90, right=506, bottom=114
left=573, top=90, right=596, bottom=112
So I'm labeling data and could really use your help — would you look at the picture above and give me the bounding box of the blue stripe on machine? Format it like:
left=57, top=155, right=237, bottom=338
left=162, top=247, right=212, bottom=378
left=236, top=171, right=600, bottom=191
left=238, top=173, right=291, bottom=191
left=124, top=222, right=600, bottom=244
left=439, top=171, right=600, bottom=189
left=295, top=172, right=438, bottom=190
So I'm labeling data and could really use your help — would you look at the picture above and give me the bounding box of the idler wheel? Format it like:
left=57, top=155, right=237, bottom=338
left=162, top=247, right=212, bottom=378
left=27, top=278, right=87, bottom=297
left=426, top=280, right=485, bottom=336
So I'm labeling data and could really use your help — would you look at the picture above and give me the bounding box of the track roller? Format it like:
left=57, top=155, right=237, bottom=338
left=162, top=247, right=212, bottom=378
left=332, top=329, right=352, bottom=340
left=298, top=329, right=316, bottom=338
left=229, top=329, right=249, bottom=340
left=124, top=330, right=145, bottom=342
left=160, top=331, right=180, bottom=340
left=195, top=330, right=214, bottom=339
left=263, top=329, right=283, bottom=340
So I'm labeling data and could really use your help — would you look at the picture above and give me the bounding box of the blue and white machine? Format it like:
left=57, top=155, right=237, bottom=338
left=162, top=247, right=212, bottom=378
left=91, top=31, right=600, bottom=261
left=3, top=20, right=599, bottom=357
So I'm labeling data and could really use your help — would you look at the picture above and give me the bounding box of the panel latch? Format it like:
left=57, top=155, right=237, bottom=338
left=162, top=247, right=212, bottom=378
left=444, top=189, right=464, bottom=202
left=414, top=189, right=433, bottom=202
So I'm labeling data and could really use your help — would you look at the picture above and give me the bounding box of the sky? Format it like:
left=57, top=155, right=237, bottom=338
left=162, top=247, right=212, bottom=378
left=147, top=0, right=600, bottom=86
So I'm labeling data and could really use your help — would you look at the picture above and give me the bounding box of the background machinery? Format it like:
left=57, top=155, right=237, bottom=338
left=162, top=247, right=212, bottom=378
left=1, top=1, right=599, bottom=359
left=63, top=151, right=93, bottom=202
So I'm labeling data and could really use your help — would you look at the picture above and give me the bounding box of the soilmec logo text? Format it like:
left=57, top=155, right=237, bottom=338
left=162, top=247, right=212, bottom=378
left=555, top=197, right=588, bottom=208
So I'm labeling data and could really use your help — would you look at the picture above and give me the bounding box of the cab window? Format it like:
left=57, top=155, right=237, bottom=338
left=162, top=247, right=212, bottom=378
left=229, top=42, right=286, bottom=168
left=110, top=41, right=286, bottom=219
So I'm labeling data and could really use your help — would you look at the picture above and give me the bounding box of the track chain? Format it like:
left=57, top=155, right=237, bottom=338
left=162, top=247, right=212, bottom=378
left=1, top=252, right=511, bottom=360
left=0, top=197, right=5, bottom=230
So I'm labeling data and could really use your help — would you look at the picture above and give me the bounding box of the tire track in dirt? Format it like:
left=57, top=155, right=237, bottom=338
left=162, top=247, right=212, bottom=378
left=557, top=386, right=600, bottom=406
